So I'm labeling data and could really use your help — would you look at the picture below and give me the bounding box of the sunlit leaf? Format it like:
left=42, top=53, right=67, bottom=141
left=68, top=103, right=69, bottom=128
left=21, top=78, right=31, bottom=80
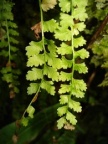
left=74, top=63, right=88, bottom=73
left=41, top=80, right=55, bottom=95
left=27, top=83, right=39, bottom=95
left=41, top=0, right=57, bottom=11
left=66, top=111, right=77, bottom=125
left=57, top=116, right=67, bottom=129
left=58, top=0, right=70, bottom=13
left=27, top=54, right=44, bottom=67
left=57, top=105, right=67, bottom=117
left=26, top=68, right=43, bottom=81
left=43, top=19, right=58, bottom=32
left=44, top=64, right=59, bottom=81
left=27, top=105, right=35, bottom=118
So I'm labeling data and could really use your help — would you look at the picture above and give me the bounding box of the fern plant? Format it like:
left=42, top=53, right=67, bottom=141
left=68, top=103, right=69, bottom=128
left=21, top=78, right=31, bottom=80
left=24, top=0, right=89, bottom=129
left=88, top=0, right=108, bottom=87
left=0, top=0, right=20, bottom=98
left=56, top=0, right=89, bottom=129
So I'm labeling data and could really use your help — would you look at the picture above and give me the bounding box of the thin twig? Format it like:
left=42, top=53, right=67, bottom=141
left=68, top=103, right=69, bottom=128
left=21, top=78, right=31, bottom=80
left=87, top=15, right=108, bottom=49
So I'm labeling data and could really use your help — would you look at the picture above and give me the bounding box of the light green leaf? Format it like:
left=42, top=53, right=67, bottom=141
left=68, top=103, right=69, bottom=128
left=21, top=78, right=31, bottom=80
left=73, top=7, right=88, bottom=21
left=57, top=42, right=72, bottom=55
left=74, top=63, right=88, bottom=73
left=75, top=48, right=89, bottom=59
left=66, top=111, right=77, bottom=125
left=74, top=36, right=86, bottom=48
left=45, top=39, right=56, bottom=54
left=58, top=0, right=70, bottom=13
left=26, top=68, right=43, bottom=81
left=41, top=80, right=55, bottom=95
left=61, top=56, right=72, bottom=69
left=44, top=65, right=59, bottom=81
left=27, top=83, right=39, bottom=95
left=72, top=79, right=87, bottom=91
left=60, top=13, right=73, bottom=28
left=26, top=41, right=43, bottom=57
left=45, top=52, right=62, bottom=69
left=69, top=100, right=82, bottom=112
left=55, top=28, right=71, bottom=41
left=57, top=105, right=67, bottom=117
left=27, top=105, right=35, bottom=118
left=41, top=0, right=57, bottom=11
left=43, top=19, right=58, bottom=32
left=71, top=89, right=85, bottom=98
left=73, top=0, right=88, bottom=7
left=59, top=95, right=68, bottom=104
left=59, top=71, right=71, bottom=81
left=74, top=22, right=86, bottom=33
left=57, top=116, right=66, bottom=129
left=27, top=54, right=44, bottom=67
left=21, top=117, right=29, bottom=127
left=59, top=84, right=70, bottom=94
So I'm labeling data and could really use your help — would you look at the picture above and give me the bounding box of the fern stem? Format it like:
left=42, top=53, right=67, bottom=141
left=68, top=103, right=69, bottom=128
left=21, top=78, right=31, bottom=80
left=70, top=0, right=75, bottom=80
left=67, top=0, right=75, bottom=113
left=39, top=0, right=46, bottom=69
left=6, top=20, right=11, bottom=63
left=39, top=0, right=45, bottom=51
left=22, top=0, right=46, bottom=118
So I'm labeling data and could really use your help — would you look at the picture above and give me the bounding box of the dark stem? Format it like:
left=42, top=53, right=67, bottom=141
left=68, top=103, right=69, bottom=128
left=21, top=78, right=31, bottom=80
left=87, top=15, right=108, bottom=49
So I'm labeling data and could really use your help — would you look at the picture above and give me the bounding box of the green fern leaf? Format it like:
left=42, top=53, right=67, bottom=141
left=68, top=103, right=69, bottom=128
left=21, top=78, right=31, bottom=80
left=57, top=42, right=72, bottom=55
left=27, top=83, right=39, bottom=95
left=27, top=105, right=35, bottom=118
left=7, top=21, right=18, bottom=28
left=55, top=27, right=71, bottom=41
left=27, top=54, right=44, bottom=67
left=72, top=79, right=87, bottom=91
left=41, top=0, right=57, bottom=11
left=57, top=105, right=67, bottom=117
left=58, top=0, right=70, bottom=13
left=26, top=68, right=43, bottom=81
left=57, top=117, right=67, bottom=129
left=2, top=73, right=12, bottom=83
left=9, top=37, right=18, bottom=44
left=74, top=63, right=88, bottom=73
left=59, top=71, right=71, bottom=81
left=73, top=0, right=88, bottom=8
left=60, top=13, right=73, bottom=28
left=21, top=117, right=29, bottom=127
left=45, top=53, right=62, bottom=69
left=61, top=57, right=72, bottom=69
left=75, top=48, right=89, bottom=59
left=41, top=80, right=55, bottom=95
left=59, top=84, right=70, bottom=94
left=43, top=19, right=58, bottom=32
left=66, top=111, right=77, bottom=125
left=101, top=61, right=108, bottom=68
left=71, top=89, right=85, bottom=98
left=26, top=41, right=43, bottom=57
left=59, top=95, right=68, bottom=104
left=99, top=73, right=108, bottom=87
left=9, top=29, right=19, bottom=36
left=74, top=36, right=86, bottom=48
left=44, top=65, right=59, bottom=81
left=73, top=8, right=88, bottom=21
left=45, top=39, right=56, bottom=54
left=74, top=22, right=86, bottom=32
left=69, top=100, right=82, bottom=112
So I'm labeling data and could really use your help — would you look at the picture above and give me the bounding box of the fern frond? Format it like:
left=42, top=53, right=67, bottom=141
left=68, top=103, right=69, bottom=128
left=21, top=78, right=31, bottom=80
left=0, top=0, right=20, bottom=97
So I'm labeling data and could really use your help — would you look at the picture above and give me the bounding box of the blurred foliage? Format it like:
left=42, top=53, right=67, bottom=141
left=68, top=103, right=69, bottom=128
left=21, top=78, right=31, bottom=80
left=0, top=0, right=108, bottom=144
